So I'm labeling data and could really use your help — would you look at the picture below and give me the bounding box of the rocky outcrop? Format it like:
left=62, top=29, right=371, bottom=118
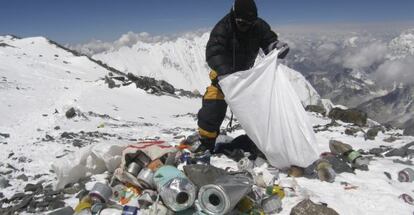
left=328, top=108, right=367, bottom=126
left=290, top=199, right=339, bottom=215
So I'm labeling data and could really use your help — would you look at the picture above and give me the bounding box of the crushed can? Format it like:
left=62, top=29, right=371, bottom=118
left=399, top=193, right=414, bottom=205
left=316, top=159, right=336, bottom=183
left=137, top=168, right=155, bottom=189
left=238, top=157, right=254, bottom=171
left=138, top=190, right=157, bottom=208
left=127, top=162, right=143, bottom=177
left=261, top=195, right=282, bottom=214
left=180, top=152, right=192, bottom=165
left=89, top=182, right=113, bottom=204
left=147, top=159, right=164, bottom=171
left=398, top=168, right=414, bottom=182
left=153, top=165, right=196, bottom=212
left=193, top=151, right=211, bottom=165
left=198, top=175, right=252, bottom=215
left=122, top=205, right=139, bottom=215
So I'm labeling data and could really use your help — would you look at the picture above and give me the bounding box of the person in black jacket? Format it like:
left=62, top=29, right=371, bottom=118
left=195, top=0, right=289, bottom=152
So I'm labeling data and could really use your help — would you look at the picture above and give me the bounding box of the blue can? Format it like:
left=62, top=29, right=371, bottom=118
left=122, top=205, right=139, bottom=215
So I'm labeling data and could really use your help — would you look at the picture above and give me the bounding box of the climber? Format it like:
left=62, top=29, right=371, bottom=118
left=195, top=0, right=289, bottom=152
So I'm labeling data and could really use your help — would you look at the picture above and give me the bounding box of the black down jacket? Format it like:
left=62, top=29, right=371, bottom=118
left=206, top=11, right=278, bottom=76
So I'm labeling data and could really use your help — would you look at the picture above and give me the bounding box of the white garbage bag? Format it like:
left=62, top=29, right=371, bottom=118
left=219, top=50, right=319, bottom=169
left=52, top=141, right=126, bottom=190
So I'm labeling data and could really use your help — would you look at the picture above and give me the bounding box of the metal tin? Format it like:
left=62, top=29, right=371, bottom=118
left=261, top=195, right=282, bottom=214
left=137, top=168, right=155, bottom=189
left=153, top=165, right=196, bottom=212
left=398, top=168, right=414, bottom=182
left=89, top=182, right=113, bottom=203
left=137, top=190, right=157, bottom=208
left=136, top=151, right=151, bottom=166
left=198, top=175, right=252, bottom=215
left=238, top=157, right=254, bottom=171
left=127, top=162, right=143, bottom=177
left=122, top=205, right=139, bottom=215
left=147, top=159, right=164, bottom=171
left=399, top=193, right=414, bottom=205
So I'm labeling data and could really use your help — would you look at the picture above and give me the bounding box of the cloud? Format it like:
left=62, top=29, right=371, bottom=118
left=68, top=31, right=172, bottom=56
left=374, top=56, right=414, bottom=86
left=342, top=42, right=388, bottom=69
left=68, top=29, right=211, bottom=56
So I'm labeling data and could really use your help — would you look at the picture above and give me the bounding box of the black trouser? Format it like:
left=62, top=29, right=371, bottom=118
left=197, top=71, right=227, bottom=140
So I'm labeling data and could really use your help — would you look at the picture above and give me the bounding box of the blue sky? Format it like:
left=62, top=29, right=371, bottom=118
left=0, top=0, right=413, bottom=44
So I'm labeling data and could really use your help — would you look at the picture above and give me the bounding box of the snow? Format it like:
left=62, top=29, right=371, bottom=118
left=1, top=35, right=414, bottom=214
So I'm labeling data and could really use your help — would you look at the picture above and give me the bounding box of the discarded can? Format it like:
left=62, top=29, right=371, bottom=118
left=198, top=175, right=252, bottom=215
left=316, top=160, right=336, bottom=183
left=153, top=165, right=196, bottom=212
left=180, top=152, right=192, bottom=165
left=90, top=202, right=105, bottom=215
left=147, top=159, right=164, bottom=171
left=89, top=182, right=113, bottom=203
left=266, top=185, right=285, bottom=199
left=193, top=151, right=211, bottom=165
left=238, top=157, right=254, bottom=171
left=136, top=151, right=152, bottom=166
left=127, top=162, right=143, bottom=177
left=399, top=193, right=414, bottom=205
left=398, top=168, right=414, bottom=183
left=138, top=190, right=157, bottom=208
left=137, top=168, right=155, bottom=189
left=236, top=196, right=255, bottom=213
left=261, top=195, right=282, bottom=214
left=122, top=205, right=139, bottom=215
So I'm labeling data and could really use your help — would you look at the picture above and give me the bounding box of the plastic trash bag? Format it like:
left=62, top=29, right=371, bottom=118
left=219, top=50, right=319, bottom=169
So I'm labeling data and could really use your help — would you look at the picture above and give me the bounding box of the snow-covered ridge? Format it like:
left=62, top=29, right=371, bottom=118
left=92, top=33, right=322, bottom=106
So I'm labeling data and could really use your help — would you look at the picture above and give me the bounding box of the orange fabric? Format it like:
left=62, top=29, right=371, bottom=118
left=203, top=85, right=225, bottom=100
left=198, top=127, right=218, bottom=139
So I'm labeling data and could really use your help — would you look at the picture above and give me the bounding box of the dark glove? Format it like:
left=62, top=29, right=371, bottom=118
left=267, top=41, right=290, bottom=59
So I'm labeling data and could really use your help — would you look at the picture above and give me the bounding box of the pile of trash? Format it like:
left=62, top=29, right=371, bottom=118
left=43, top=131, right=414, bottom=215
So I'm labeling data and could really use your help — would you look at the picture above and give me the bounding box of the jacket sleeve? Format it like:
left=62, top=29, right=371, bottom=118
left=258, top=20, right=279, bottom=55
left=206, top=22, right=233, bottom=77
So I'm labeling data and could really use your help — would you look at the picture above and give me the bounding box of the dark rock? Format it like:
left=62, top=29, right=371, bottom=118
left=105, top=76, right=119, bottom=89
left=383, top=136, right=398, bottom=143
left=290, top=199, right=339, bottom=215
left=9, top=192, right=26, bottom=201
left=48, top=200, right=65, bottom=210
left=324, top=155, right=354, bottom=174
left=345, top=127, right=361, bottom=136
left=36, top=201, right=50, bottom=208
left=42, top=134, right=55, bottom=142
left=24, top=183, right=43, bottom=193
left=6, top=163, right=18, bottom=171
left=112, top=76, right=125, bottom=82
left=72, top=139, right=83, bottom=147
left=7, top=152, right=14, bottom=159
left=393, top=159, right=413, bottom=166
left=61, top=132, right=75, bottom=139
left=65, top=107, right=77, bottom=119
left=108, top=72, right=114, bottom=76
left=385, top=142, right=414, bottom=157
left=11, top=196, right=32, bottom=212
left=0, top=176, right=11, bottom=188
left=17, top=174, right=28, bottom=182
left=44, top=189, right=62, bottom=197
left=18, top=156, right=28, bottom=163
left=384, top=172, right=392, bottom=180
left=404, top=125, right=414, bottom=136
left=365, top=126, right=384, bottom=140
left=0, top=133, right=10, bottom=138
left=63, top=183, right=83, bottom=195
left=54, top=126, right=61, bottom=130
left=305, top=105, right=326, bottom=116
left=47, top=206, right=74, bottom=215
left=328, top=108, right=367, bottom=126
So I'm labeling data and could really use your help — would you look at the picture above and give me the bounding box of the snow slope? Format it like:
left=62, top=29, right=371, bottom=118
left=1, top=35, right=414, bottom=215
